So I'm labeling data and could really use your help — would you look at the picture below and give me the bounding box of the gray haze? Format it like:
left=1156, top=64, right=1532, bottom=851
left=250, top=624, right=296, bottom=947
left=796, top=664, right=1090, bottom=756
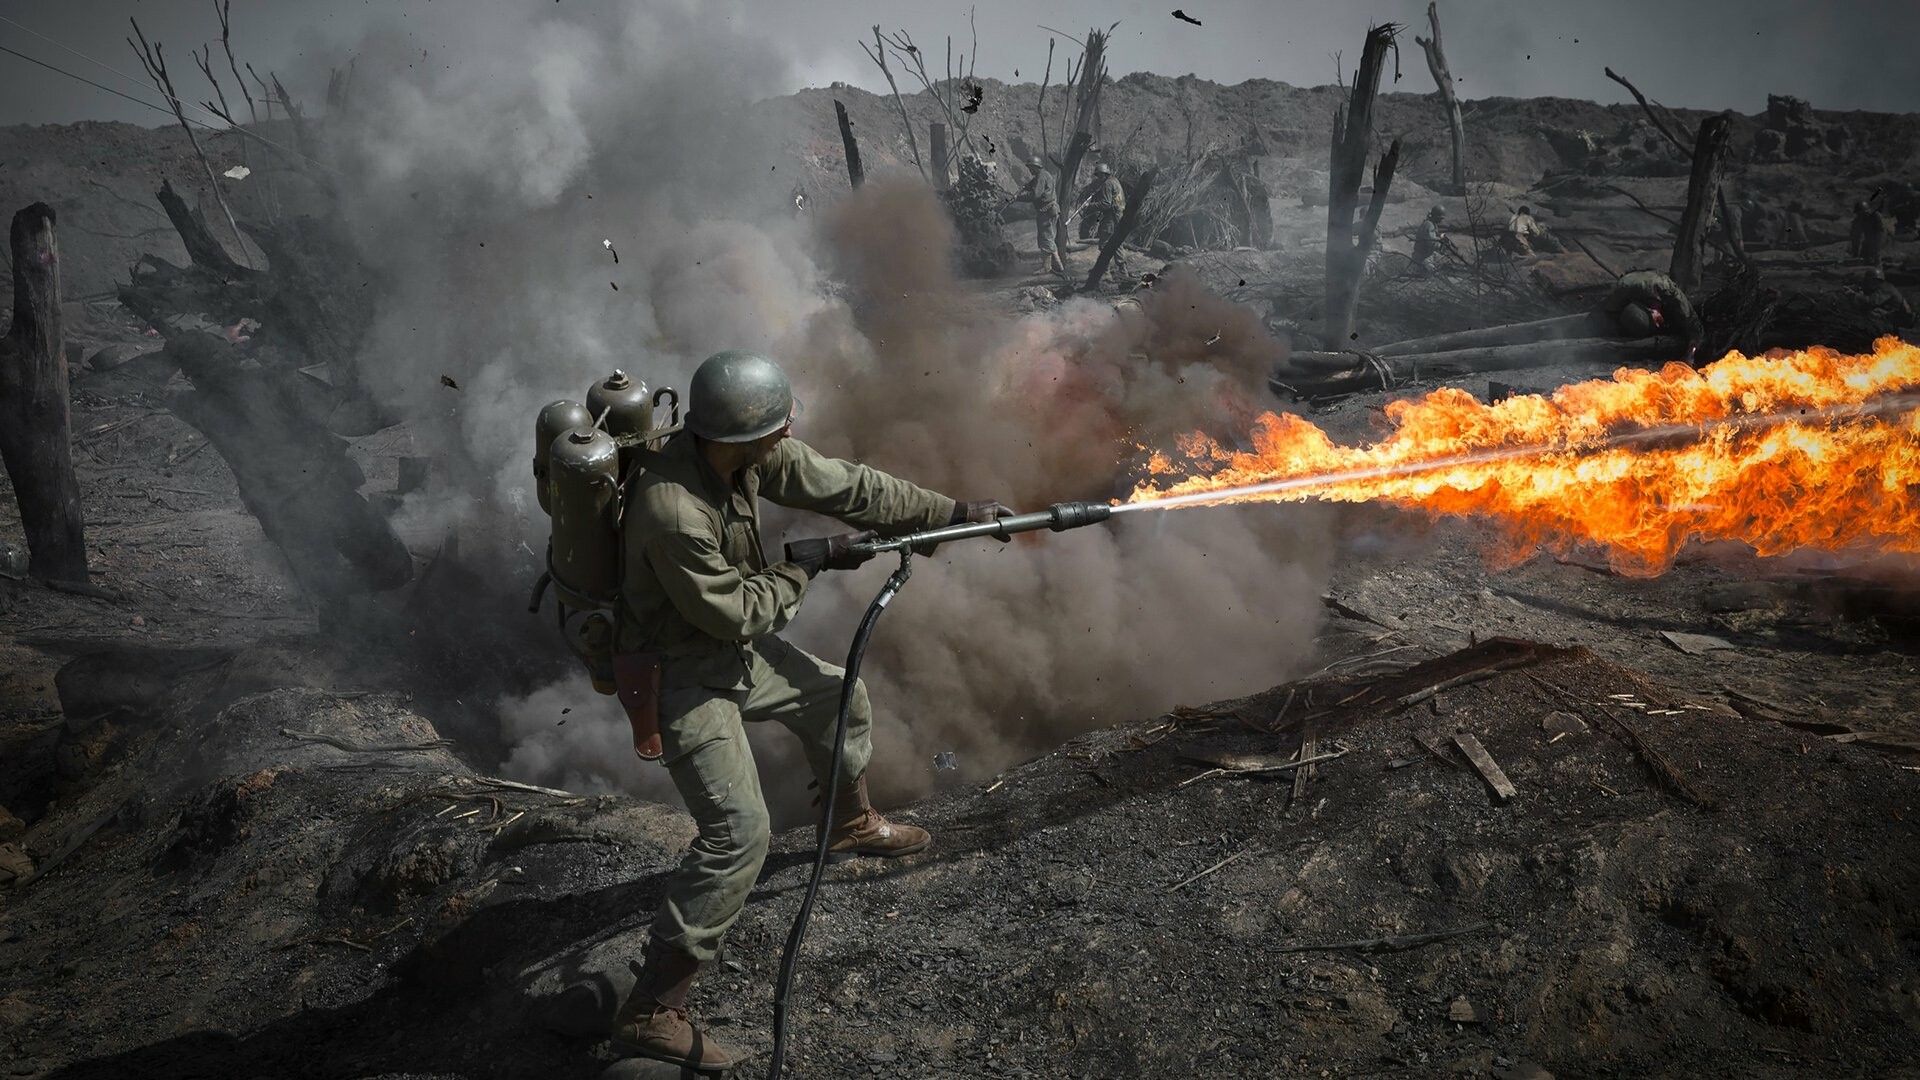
left=4, top=0, right=1920, bottom=128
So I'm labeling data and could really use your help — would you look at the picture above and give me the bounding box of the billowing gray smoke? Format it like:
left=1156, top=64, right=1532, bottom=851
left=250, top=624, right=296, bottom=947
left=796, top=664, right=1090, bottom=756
left=314, top=1, right=1332, bottom=823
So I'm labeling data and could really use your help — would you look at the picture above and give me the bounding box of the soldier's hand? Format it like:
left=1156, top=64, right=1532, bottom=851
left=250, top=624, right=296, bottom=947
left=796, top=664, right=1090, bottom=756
left=952, top=500, right=1015, bottom=526
left=785, top=531, right=879, bottom=578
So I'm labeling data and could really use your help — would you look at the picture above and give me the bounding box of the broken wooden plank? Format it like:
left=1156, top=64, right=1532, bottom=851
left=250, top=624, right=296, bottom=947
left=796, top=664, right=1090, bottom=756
left=1289, top=730, right=1318, bottom=808
left=1451, top=732, right=1518, bottom=802
left=1412, top=729, right=1460, bottom=768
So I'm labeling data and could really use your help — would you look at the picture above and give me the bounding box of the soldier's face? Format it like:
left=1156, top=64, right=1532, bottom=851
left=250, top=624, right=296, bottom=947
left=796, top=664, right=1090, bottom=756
left=749, top=415, right=793, bottom=465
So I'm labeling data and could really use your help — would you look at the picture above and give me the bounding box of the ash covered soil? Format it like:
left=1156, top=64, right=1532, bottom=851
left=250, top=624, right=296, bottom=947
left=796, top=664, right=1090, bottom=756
left=3, top=75, right=1920, bottom=1080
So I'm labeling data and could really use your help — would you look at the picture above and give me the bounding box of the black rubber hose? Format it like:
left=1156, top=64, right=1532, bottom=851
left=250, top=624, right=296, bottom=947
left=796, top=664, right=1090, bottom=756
left=766, top=555, right=914, bottom=1080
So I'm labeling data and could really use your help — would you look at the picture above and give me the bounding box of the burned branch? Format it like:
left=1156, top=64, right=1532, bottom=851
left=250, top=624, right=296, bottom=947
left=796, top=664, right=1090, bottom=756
left=859, top=27, right=925, bottom=181
left=128, top=18, right=251, bottom=269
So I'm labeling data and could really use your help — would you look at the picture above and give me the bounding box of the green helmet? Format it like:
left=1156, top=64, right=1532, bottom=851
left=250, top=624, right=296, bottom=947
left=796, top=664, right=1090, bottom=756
left=685, top=351, right=793, bottom=442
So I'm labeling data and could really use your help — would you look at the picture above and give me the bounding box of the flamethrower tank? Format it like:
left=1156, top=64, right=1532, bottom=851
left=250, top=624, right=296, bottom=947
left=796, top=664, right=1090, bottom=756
left=533, top=400, right=594, bottom=515
left=545, top=426, right=622, bottom=607
left=587, top=369, right=654, bottom=439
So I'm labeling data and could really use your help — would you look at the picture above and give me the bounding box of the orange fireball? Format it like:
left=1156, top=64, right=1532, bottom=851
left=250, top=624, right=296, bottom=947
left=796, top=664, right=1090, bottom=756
left=1125, top=339, right=1920, bottom=575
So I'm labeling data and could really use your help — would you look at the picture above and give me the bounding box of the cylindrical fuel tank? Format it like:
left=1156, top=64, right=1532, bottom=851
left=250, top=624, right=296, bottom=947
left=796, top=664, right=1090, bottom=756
left=546, top=426, right=621, bottom=605
left=533, top=400, right=593, bottom=515
left=587, top=370, right=653, bottom=439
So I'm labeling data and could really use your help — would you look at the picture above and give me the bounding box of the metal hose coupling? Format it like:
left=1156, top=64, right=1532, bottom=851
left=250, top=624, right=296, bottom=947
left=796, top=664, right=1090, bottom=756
left=1044, top=500, right=1112, bottom=531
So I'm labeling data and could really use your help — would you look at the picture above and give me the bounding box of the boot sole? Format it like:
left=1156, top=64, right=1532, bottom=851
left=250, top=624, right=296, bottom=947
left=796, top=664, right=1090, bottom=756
left=825, top=838, right=931, bottom=864
left=611, top=1038, right=737, bottom=1074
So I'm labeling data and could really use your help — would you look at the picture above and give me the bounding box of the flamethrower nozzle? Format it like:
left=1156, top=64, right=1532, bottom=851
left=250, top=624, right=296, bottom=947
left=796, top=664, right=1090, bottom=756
left=837, top=500, right=1114, bottom=557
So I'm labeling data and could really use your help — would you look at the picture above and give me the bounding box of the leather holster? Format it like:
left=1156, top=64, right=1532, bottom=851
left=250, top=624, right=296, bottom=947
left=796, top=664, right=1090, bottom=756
left=612, top=651, right=665, bottom=761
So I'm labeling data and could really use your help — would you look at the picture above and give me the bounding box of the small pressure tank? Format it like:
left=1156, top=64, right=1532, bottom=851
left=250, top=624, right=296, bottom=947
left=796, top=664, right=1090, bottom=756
left=546, top=426, right=622, bottom=605
left=587, top=370, right=654, bottom=439
left=533, top=400, right=593, bottom=515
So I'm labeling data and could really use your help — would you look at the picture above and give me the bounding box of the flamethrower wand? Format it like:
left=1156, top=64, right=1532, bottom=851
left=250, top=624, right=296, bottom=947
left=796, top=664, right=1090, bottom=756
left=765, top=500, right=1114, bottom=1079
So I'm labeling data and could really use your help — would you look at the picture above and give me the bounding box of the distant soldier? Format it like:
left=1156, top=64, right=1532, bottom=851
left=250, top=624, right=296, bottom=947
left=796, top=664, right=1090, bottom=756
left=1781, top=201, right=1811, bottom=248
left=1601, top=268, right=1704, bottom=355
left=1850, top=198, right=1889, bottom=267
left=1413, top=205, right=1448, bottom=272
left=1502, top=205, right=1559, bottom=256
left=1014, top=156, right=1065, bottom=278
left=1738, top=197, right=1772, bottom=246
left=1075, top=163, right=1129, bottom=278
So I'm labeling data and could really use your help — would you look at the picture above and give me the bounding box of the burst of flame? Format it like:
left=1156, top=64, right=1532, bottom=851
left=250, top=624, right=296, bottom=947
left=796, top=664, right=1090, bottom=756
left=1126, top=339, right=1920, bottom=575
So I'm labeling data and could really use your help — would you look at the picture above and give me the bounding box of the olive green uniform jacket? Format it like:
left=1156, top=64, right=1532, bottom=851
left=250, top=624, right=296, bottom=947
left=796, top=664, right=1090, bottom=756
left=615, top=432, right=955, bottom=692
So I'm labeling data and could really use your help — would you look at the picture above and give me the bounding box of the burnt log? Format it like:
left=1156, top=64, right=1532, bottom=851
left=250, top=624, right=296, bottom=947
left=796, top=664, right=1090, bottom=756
left=161, top=330, right=411, bottom=607
left=1276, top=336, right=1684, bottom=399
left=1085, top=168, right=1157, bottom=290
left=0, top=204, right=88, bottom=582
left=1372, top=312, right=1614, bottom=358
left=834, top=100, right=864, bottom=190
left=1671, top=113, right=1734, bottom=293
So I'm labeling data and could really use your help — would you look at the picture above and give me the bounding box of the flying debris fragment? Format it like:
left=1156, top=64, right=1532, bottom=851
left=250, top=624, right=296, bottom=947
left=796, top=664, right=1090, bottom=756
left=439, top=375, right=460, bottom=390
left=602, top=238, right=619, bottom=263
left=222, top=165, right=251, bottom=180
left=1172, top=9, right=1204, bottom=26
left=961, top=83, right=984, bottom=114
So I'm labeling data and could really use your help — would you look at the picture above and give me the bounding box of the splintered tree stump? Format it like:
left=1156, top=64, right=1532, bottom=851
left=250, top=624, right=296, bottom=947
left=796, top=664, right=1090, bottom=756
left=0, top=203, right=89, bottom=582
left=1414, top=2, right=1467, bottom=195
left=1671, top=113, right=1734, bottom=293
left=834, top=100, right=864, bottom=190
left=1325, top=24, right=1403, bottom=342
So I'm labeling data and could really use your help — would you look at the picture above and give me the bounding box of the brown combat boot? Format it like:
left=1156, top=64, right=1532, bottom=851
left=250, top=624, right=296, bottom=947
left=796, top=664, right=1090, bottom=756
left=609, top=939, right=738, bottom=1072
left=821, top=774, right=931, bottom=862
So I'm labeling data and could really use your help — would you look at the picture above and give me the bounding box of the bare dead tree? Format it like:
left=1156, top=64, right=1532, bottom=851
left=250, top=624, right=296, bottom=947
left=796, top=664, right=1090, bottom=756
left=0, top=205, right=88, bottom=583
left=1325, top=23, right=1404, bottom=342
left=870, top=19, right=986, bottom=171
left=860, top=27, right=926, bottom=180
left=129, top=18, right=252, bottom=269
left=1414, top=2, right=1466, bottom=194
left=1037, top=23, right=1115, bottom=255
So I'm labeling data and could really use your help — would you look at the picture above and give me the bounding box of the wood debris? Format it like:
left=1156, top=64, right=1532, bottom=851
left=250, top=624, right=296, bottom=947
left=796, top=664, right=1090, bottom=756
left=1452, top=733, right=1519, bottom=802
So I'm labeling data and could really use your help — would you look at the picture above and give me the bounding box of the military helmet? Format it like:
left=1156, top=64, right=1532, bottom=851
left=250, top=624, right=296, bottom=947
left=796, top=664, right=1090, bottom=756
left=1616, top=302, right=1656, bottom=338
left=1093, top=163, right=1112, bottom=176
left=684, top=351, right=794, bottom=443
left=1429, top=205, right=1446, bottom=220
left=1516, top=205, right=1531, bottom=215
left=1026, top=156, right=1043, bottom=170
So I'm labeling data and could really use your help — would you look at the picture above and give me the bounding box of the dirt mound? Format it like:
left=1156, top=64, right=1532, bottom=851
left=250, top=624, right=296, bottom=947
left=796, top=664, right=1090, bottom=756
left=4, top=632, right=1914, bottom=1079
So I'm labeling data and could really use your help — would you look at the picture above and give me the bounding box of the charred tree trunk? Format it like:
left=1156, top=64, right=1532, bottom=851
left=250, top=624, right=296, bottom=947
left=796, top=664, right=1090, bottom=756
left=835, top=100, right=864, bottom=191
left=1325, top=24, right=1403, bottom=344
left=1670, top=112, right=1733, bottom=293
left=161, top=330, right=411, bottom=610
left=930, top=121, right=950, bottom=191
left=1085, top=168, right=1156, bottom=290
left=117, top=183, right=410, bottom=614
left=0, top=204, right=88, bottom=582
left=1414, top=2, right=1467, bottom=195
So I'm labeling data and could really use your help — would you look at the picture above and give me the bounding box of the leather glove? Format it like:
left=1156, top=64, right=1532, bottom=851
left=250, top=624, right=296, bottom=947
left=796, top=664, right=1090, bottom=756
left=784, top=530, right=878, bottom=578
left=951, top=500, right=1015, bottom=525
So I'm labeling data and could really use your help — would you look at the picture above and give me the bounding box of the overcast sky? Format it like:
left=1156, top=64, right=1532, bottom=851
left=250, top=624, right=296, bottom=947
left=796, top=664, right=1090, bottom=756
left=2, top=0, right=1918, bottom=127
